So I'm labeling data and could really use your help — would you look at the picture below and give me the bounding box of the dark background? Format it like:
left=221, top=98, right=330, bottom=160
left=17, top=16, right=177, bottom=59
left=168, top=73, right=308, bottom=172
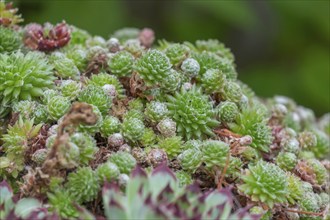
left=13, top=0, right=329, bottom=116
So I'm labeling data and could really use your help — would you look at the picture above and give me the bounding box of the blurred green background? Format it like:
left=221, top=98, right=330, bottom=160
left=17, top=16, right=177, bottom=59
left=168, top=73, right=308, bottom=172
left=13, top=0, right=329, bottom=116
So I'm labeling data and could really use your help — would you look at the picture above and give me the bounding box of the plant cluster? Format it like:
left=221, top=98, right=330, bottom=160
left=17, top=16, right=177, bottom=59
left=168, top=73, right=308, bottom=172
left=0, top=2, right=329, bottom=219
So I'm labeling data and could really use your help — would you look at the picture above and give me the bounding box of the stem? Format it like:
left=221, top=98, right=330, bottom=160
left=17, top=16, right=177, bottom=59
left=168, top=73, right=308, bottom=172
left=217, top=150, right=230, bottom=190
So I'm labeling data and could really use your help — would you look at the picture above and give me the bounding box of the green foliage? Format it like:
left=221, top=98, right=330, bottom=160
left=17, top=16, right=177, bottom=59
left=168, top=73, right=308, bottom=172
left=49, top=52, right=80, bottom=79
left=230, top=104, right=272, bottom=152
left=134, top=50, right=172, bottom=86
left=121, top=116, right=145, bottom=142
left=0, top=26, right=21, bottom=53
left=200, top=69, right=226, bottom=94
left=178, top=148, right=203, bottom=172
left=47, top=95, right=71, bottom=120
left=217, top=101, right=239, bottom=123
left=78, top=85, right=112, bottom=115
left=96, top=162, right=120, bottom=183
left=158, top=136, right=183, bottom=159
left=108, top=50, right=134, bottom=77
left=164, top=43, right=190, bottom=65
left=202, top=140, right=229, bottom=169
left=0, top=51, right=55, bottom=117
left=66, top=167, right=100, bottom=204
left=1, top=117, right=42, bottom=177
left=276, top=151, right=297, bottom=171
left=109, top=151, right=137, bottom=174
left=70, top=132, right=98, bottom=165
left=100, top=115, right=121, bottom=137
left=87, top=72, right=125, bottom=98
left=144, top=101, right=169, bottom=123
left=167, top=86, right=218, bottom=139
left=239, top=161, right=288, bottom=208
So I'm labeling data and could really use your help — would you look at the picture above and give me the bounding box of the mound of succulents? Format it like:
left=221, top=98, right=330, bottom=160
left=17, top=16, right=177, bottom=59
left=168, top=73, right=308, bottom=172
left=0, top=2, right=329, bottom=219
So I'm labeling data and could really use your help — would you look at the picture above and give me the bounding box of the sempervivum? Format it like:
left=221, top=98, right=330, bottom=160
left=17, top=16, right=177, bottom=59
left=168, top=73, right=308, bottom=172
left=0, top=26, right=21, bottom=53
left=144, top=101, right=169, bottom=124
left=100, top=115, right=121, bottom=138
left=134, top=49, right=172, bottom=86
left=121, top=116, right=145, bottom=142
left=200, top=69, right=226, bottom=94
left=158, top=136, right=183, bottom=159
left=0, top=51, right=55, bottom=117
left=109, top=151, right=137, bottom=174
left=164, top=43, right=190, bottom=65
left=238, top=160, right=288, bottom=208
left=70, top=132, right=98, bottom=165
left=178, top=148, right=203, bottom=172
left=49, top=52, right=80, bottom=79
left=108, top=50, right=134, bottom=77
left=230, top=104, right=273, bottom=152
left=217, top=101, right=239, bottom=123
left=47, top=96, right=71, bottom=121
left=286, top=173, right=303, bottom=204
left=275, top=151, right=297, bottom=171
left=202, top=140, right=229, bottom=169
left=66, top=167, right=100, bottom=204
left=87, top=73, right=125, bottom=98
left=78, top=85, right=112, bottom=115
left=58, top=80, right=81, bottom=100
left=167, top=86, right=218, bottom=140
left=96, top=161, right=120, bottom=183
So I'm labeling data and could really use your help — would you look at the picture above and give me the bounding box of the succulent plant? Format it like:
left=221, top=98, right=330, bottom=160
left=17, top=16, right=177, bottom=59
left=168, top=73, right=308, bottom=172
left=70, top=132, right=97, bottom=165
left=286, top=173, right=303, bottom=204
left=178, top=148, right=203, bottom=172
left=109, top=151, right=137, bottom=174
left=195, top=39, right=234, bottom=61
left=311, top=129, right=330, bottom=159
left=200, top=68, right=226, bottom=94
left=58, top=80, right=81, bottom=100
left=217, top=101, right=239, bottom=123
left=87, top=72, right=125, bottom=98
left=192, top=51, right=222, bottom=76
left=0, top=51, right=55, bottom=117
left=121, top=116, right=145, bottom=142
left=48, top=190, right=79, bottom=218
left=102, top=165, right=260, bottom=220
left=47, top=95, right=71, bottom=120
left=222, top=81, right=243, bottom=103
left=77, top=104, right=103, bottom=134
left=158, top=136, right=183, bottom=159
left=239, top=161, right=288, bottom=207
left=0, top=26, right=21, bottom=53
left=65, top=47, right=88, bottom=71
left=49, top=52, right=80, bottom=79
left=134, top=49, right=172, bottom=86
left=144, top=101, right=169, bottom=124
left=147, top=148, right=168, bottom=167
left=100, top=115, right=121, bottom=137
left=276, top=151, right=297, bottom=171
left=157, top=118, right=177, bottom=137
left=181, top=58, right=200, bottom=77
left=96, top=161, right=120, bottom=183
left=202, top=140, right=230, bottom=169
left=230, top=104, right=273, bottom=152
left=0, top=6, right=329, bottom=219
left=167, top=86, right=218, bottom=140
left=164, top=43, right=190, bottom=65
left=1, top=117, right=42, bottom=177
left=78, top=85, right=112, bottom=115
left=140, top=128, right=157, bottom=147
left=306, top=159, right=328, bottom=185
left=108, top=50, right=134, bottom=77
left=66, top=167, right=100, bottom=204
